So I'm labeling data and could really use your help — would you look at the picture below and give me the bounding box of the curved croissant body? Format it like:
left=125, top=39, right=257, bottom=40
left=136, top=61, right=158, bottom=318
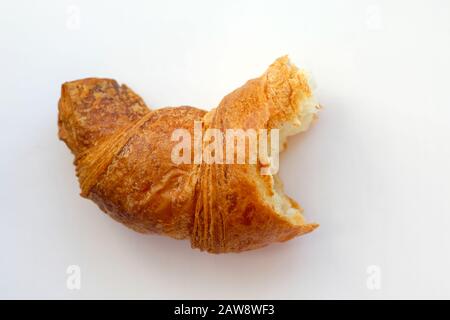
left=58, top=56, right=320, bottom=253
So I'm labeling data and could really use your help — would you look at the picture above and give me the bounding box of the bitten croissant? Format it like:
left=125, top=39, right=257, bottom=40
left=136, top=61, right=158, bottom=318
left=58, top=56, right=321, bottom=253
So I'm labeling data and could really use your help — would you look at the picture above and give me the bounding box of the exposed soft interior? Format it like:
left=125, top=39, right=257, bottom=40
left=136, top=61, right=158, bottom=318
left=278, top=71, right=319, bottom=151
left=267, top=63, right=320, bottom=225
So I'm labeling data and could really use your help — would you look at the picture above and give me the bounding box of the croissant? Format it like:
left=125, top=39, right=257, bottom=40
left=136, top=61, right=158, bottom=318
left=58, top=56, right=321, bottom=253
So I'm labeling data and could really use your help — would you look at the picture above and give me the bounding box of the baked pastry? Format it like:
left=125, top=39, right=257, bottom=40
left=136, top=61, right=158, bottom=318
left=58, top=56, right=320, bottom=253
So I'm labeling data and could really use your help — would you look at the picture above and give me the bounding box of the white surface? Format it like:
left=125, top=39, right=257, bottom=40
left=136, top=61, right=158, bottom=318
left=1, top=0, right=450, bottom=299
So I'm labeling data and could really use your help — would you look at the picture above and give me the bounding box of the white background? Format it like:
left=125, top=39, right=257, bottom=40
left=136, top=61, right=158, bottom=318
left=1, top=0, right=449, bottom=299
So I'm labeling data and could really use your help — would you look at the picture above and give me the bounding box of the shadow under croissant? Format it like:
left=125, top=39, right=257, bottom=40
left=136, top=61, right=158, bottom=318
left=58, top=56, right=321, bottom=253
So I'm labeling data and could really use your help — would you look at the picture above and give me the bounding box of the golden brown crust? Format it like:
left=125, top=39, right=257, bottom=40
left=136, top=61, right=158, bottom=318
left=80, top=106, right=205, bottom=239
left=58, top=57, right=319, bottom=253
left=58, top=78, right=149, bottom=156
